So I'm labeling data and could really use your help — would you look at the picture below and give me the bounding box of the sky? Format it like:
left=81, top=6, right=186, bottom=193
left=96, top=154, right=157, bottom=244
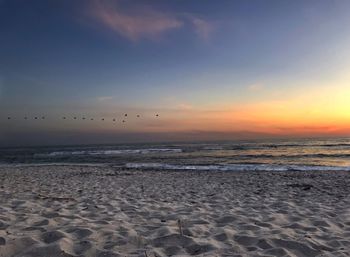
left=1, top=0, right=350, bottom=146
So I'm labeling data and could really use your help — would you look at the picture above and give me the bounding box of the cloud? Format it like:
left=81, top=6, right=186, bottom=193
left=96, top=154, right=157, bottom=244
left=248, top=83, right=264, bottom=92
left=97, top=96, right=113, bottom=102
left=189, top=17, right=213, bottom=40
left=87, top=0, right=214, bottom=41
left=176, top=103, right=193, bottom=111
left=88, top=0, right=183, bottom=41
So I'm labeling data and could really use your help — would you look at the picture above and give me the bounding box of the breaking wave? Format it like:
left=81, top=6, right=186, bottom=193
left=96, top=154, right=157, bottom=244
left=125, top=163, right=350, bottom=172
left=35, top=148, right=182, bottom=157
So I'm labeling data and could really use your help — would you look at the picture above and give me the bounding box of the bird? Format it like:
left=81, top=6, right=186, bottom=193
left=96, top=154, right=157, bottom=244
left=101, top=118, right=105, bottom=121
left=82, top=117, right=86, bottom=120
left=137, top=115, right=140, bottom=118
left=73, top=117, right=77, bottom=120
left=34, top=117, right=38, bottom=120
left=113, top=118, right=116, bottom=122
left=156, top=114, right=159, bottom=117
left=122, top=120, right=125, bottom=123
left=41, top=116, right=45, bottom=119
left=62, top=117, right=66, bottom=120
left=124, top=113, right=127, bottom=117
left=7, top=117, right=11, bottom=120
left=90, top=118, right=94, bottom=121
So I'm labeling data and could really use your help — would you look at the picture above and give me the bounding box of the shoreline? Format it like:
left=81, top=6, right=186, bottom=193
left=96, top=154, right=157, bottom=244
left=0, top=166, right=349, bottom=256
left=2, top=162, right=350, bottom=172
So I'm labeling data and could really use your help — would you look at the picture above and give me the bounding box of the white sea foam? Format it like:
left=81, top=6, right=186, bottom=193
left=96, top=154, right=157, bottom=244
left=35, top=148, right=182, bottom=157
left=125, top=163, right=350, bottom=172
left=2, top=162, right=350, bottom=172
left=0, top=163, right=108, bottom=168
left=202, top=146, right=224, bottom=150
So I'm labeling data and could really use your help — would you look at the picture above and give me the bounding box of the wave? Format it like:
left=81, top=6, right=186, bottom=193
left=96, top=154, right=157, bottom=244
left=173, top=153, right=350, bottom=159
left=22, top=150, right=350, bottom=160
left=227, top=153, right=350, bottom=159
left=0, top=163, right=108, bottom=168
left=35, top=148, right=182, bottom=157
left=195, top=143, right=350, bottom=152
left=222, top=143, right=350, bottom=150
left=202, top=146, right=225, bottom=150
left=2, top=161, right=349, bottom=172
left=125, top=163, right=350, bottom=172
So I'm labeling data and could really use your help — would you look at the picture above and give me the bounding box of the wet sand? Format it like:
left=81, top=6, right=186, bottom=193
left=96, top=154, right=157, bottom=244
left=0, top=165, right=349, bottom=256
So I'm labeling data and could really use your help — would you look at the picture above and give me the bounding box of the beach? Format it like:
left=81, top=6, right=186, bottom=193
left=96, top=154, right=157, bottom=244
left=3, top=1, right=350, bottom=256
left=0, top=165, right=349, bottom=257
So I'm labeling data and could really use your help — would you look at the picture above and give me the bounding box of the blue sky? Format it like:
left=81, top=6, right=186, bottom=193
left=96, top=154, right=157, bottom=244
left=1, top=0, right=350, bottom=145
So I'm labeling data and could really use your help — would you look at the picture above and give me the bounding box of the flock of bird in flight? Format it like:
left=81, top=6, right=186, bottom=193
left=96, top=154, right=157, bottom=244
left=6, top=114, right=160, bottom=123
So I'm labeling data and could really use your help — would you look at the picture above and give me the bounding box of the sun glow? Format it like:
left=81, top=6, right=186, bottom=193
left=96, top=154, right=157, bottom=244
left=145, top=81, right=350, bottom=136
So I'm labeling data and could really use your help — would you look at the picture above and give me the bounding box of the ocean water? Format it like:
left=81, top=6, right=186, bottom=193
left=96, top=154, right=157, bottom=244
left=1, top=138, right=350, bottom=171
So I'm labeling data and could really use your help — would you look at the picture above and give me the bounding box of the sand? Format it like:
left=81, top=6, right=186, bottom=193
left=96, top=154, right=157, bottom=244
left=0, top=165, right=349, bottom=257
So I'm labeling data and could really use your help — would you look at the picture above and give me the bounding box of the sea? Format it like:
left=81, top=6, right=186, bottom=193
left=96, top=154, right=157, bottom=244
left=1, top=137, right=350, bottom=172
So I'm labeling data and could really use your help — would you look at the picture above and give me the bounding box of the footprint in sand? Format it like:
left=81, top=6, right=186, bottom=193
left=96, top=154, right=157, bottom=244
left=0, top=221, right=9, bottom=230
left=0, top=236, right=5, bottom=245
left=73, top=240, right=92, bottom=255
left=41, top=230, right=65, bottom=244
left=66, top=227, right=93, bottom=239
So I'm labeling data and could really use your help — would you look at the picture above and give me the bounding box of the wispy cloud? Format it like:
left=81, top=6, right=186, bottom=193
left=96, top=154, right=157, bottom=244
left=87, top=0, right=214, bottom=41
left=176, top=103, right=193, bottom=111
left=248, top=83, right=264, bottom=92
left=189, top=17, right=213, bottom=40
left=88, top=0, right=183, bottom=41
left=97, top=96, right=113, bottom=102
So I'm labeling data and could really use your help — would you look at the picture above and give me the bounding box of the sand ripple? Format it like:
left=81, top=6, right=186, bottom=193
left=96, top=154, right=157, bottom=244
left=0, top=166, right=349, bottom=256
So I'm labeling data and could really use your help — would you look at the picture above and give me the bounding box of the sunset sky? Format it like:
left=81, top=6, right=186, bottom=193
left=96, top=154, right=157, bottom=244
left=1, top=0, right=350, bottom=146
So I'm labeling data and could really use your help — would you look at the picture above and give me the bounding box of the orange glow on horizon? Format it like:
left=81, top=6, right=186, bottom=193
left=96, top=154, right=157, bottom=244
left=132, top=82, right=350, bottom=136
